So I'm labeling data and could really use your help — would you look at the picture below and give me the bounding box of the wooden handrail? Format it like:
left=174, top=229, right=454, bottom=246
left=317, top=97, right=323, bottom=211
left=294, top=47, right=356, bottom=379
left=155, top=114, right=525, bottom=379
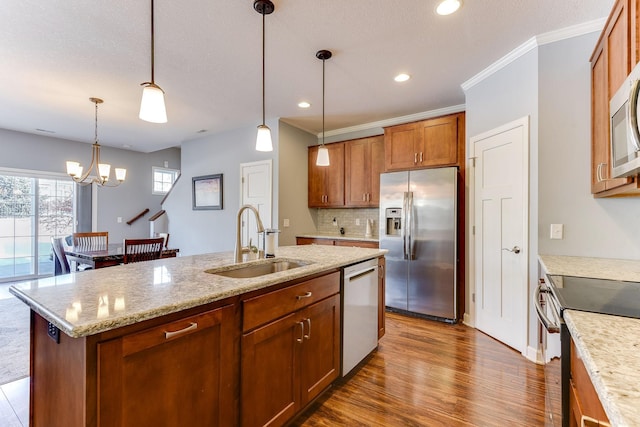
left=161, top=173, right=181, bottom=205
left=126, top=208, right=150, bottom=225
left=149, top=210, right=166, bottom=221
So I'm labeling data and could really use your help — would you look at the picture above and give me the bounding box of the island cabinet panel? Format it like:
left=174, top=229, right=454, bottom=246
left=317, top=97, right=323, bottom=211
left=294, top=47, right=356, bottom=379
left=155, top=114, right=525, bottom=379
left=241, top=273, right=341, bottom=427
left=97, top=304, right=237, bottom=427
left=569, top=339, right=610, bottom=426
left=345, top=135, right=384, bottom=207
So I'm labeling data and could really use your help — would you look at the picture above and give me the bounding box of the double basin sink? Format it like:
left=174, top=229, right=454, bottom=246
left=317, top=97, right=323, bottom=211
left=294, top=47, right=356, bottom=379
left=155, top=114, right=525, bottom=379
left=205, top=259, right=309, bottom=279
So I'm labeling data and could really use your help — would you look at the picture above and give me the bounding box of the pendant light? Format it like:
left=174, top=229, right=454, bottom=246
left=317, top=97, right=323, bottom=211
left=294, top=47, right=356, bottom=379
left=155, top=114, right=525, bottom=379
left=254, top=0, right=274, bottom=152
left=66, top=98, right=126, bottom=187
left=139, top=0, right=167, bottom=123
left=316, top=50, right=332, bottom=166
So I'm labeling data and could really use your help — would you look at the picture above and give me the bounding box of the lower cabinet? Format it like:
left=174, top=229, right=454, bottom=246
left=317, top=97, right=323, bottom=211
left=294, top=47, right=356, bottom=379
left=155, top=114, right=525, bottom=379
left=296, top=236, right=379, bottom=249
left=569, top=339, right=610, bottom=427
left=97, top=305, right=237, bottom=427
left=241, top=273, right=341, bottom=427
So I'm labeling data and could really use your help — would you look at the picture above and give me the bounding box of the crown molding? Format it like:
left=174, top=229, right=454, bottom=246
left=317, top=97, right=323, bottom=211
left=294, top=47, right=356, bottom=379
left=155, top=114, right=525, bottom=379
left=319, top=104, right=466, bottom=139
left=461, top=17, right=607, bottom=92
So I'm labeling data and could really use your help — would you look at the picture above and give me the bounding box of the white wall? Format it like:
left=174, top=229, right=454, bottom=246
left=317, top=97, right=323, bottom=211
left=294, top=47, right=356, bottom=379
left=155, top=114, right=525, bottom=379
left=0, top=128, right=180, bottom=244
left=162, top=119, right=279, bottom=256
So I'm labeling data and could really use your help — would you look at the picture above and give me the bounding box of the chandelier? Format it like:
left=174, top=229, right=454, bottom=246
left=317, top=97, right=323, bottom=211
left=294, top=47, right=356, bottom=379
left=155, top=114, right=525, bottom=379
left=66, top=98, right=126, bottom=187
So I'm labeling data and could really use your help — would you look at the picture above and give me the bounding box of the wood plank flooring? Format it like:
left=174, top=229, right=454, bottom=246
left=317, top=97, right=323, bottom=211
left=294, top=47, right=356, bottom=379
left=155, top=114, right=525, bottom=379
left=0, top=311, right=551, bottom=427
left=293, top=312, right=549, bottom=426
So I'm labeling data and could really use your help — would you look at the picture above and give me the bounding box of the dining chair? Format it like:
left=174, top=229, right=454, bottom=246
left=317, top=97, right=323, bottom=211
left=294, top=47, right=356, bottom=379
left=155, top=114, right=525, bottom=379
left=73, top=232, right=109, bottom=250
left=123, top=238, right=164, bottom=264
left=51, top=237, right=71, bottom=275
left=157, top=232, right=170, bottom=248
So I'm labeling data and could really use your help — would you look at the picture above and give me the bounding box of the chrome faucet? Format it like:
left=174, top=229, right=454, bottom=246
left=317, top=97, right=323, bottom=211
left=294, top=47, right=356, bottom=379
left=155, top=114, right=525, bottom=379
left=235, top=204, right=265, bottom=263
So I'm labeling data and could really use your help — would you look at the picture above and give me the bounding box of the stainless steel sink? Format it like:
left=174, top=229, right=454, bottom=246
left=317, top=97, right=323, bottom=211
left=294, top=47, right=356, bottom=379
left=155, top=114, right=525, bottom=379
left=205, top=259, right=309, bottom=279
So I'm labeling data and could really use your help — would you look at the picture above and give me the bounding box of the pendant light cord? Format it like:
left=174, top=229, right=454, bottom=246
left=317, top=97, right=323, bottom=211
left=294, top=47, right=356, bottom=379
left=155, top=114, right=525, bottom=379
left=150, top=0, right=155, bottom=84
left=322, top=57, right=325, bottom=146
left=262, top=10, right=266, bottom=126
left=94, top=100, right=99, bottom=144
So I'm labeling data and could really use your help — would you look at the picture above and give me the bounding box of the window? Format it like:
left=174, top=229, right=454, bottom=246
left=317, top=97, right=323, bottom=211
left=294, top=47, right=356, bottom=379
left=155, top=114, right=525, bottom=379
left=0, top=171, right=74, bottom=282
left=152, top=167, right=179, bottom=195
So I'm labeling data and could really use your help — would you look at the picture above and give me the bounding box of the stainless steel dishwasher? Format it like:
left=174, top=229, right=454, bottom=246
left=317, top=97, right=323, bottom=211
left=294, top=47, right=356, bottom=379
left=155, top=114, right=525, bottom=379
left=342, top=258, right=379, bottom=376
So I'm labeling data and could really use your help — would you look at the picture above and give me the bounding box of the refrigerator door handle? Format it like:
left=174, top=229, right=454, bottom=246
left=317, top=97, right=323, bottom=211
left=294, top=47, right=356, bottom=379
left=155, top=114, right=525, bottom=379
left=402, top=192, right=409, bottom=260
left=407, top=191, right=414, bottom=260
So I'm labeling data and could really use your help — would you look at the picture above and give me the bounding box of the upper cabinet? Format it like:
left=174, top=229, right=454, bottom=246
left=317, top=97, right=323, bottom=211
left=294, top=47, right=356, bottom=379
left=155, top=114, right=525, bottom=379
left=345, top=135, right=384, bottom=207
left=308, top=143, right=345, bottom=208
left=384, top=114, right=462, bottom=171
left=591, top=0, right=640, bottom=196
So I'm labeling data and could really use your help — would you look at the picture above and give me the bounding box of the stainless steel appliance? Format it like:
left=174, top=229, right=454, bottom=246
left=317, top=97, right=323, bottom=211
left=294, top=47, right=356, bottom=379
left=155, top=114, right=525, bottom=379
left=610, top=60, right=640, bottom=178
left=379, top=167, right=457, bottom=321
left=534, top=275, right=640, bottom=427
left=342, top=258, right=379, bottom=376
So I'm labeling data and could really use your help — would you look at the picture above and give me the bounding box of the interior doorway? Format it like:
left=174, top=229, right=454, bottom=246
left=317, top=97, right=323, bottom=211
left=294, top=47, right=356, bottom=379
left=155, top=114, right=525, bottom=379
left=239, top=160, right=273, bottom=252
left=469, top=117, right=529, bottom=354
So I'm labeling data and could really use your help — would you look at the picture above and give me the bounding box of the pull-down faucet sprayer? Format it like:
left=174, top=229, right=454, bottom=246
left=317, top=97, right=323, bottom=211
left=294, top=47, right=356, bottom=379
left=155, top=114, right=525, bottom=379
left=235, top=205, right=265, bottom=263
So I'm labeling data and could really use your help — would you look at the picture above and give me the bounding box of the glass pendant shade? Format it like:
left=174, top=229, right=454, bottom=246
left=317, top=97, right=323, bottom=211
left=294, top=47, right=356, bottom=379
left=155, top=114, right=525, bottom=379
left=139, top=84, right=167, bottom=123
left=66, top=161, right=80, bottom=177
left=115, top=168, right=127, bottom=182
left=98, top=163, right=111, bottom=180
left=256, top=125, right=273, bottom=151
left=316, top=146, right=330, bottom=166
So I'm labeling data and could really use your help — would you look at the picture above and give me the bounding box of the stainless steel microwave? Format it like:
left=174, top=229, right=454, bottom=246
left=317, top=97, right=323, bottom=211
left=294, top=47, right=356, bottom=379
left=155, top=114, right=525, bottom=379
left=610, top=62, right=640, bottom=178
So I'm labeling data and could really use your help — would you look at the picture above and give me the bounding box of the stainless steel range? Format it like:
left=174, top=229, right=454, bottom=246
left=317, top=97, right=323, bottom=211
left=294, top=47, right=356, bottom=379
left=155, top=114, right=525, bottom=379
left=535, top=275, right=640, bottom=427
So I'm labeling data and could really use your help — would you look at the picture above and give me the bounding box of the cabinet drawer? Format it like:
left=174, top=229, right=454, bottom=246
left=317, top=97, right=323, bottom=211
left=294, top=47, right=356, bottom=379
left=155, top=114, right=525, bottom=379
left=122, top=307, right=229, bottom=356
left=243, top=271, right=340, bottom=332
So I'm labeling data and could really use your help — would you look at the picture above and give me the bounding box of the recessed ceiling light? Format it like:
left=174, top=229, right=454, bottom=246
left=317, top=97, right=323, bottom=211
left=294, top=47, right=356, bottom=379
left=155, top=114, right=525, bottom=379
left=298, top=101, right=311, bottom=108
left=436, top=0, right=462, bottom=16
left=394, top=73, right=411, bottom=83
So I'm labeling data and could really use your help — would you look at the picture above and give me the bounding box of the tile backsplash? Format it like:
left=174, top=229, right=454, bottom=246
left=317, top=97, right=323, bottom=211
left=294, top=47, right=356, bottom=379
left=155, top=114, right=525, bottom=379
left=316, top=208, right=379, bottom=239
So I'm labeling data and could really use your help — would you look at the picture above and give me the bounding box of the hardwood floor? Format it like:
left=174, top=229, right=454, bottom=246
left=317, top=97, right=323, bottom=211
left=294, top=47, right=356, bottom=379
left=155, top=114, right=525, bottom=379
left=293, top=312, right=549, bottom=427
left=0, top=311, right=551, bottom=427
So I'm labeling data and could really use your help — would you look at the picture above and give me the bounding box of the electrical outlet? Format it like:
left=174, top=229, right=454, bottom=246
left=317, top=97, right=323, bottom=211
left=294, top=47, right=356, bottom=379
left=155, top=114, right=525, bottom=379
left=332, top=217, right=338, bottom=226
left=283, top=218, right=290, bottom=227
left=550, top=224, right=563, bottom=240
left=117, top=217, right=122, bottom=223
left=355, top=219, right=360, bottom=226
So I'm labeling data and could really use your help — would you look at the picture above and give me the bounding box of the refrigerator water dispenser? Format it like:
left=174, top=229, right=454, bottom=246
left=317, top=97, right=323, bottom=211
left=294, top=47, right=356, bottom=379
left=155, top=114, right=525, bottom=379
left=385, top=208, right=402, bottom=236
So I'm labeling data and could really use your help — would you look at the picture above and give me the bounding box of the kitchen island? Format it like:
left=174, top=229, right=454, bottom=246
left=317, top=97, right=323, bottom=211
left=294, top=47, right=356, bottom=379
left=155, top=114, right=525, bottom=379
left=10, top=245, right=386, bottom=427
left=539, top=255, right=640, bottom=427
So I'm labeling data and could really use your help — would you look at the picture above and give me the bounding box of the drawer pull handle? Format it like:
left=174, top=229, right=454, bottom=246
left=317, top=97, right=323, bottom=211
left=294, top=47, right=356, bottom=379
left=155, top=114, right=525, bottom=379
left=296, top=291, right=312, bottom=300
left=304, top=318, right=311, bottom=340
left=296, top=321, right=304, bottom=343
left=164, top=322, right=198, bottom=339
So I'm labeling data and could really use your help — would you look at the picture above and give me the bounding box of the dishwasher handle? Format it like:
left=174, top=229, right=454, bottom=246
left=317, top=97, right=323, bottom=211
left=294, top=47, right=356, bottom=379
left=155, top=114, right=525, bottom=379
left=346, top=267, right=377, bottom=282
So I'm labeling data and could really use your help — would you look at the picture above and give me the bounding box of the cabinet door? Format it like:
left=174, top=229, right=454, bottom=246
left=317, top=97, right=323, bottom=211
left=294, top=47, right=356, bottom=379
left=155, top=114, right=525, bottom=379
left=345, top=138, right=370, bottom=206
left=299, top=294, right=341, bottom=406
left=369, top=135, right=385, bottom=205
left=384, top=122, right=419, bottom=171
left=591, top=46, right=610, bottom=194
left=97, top=305, right=236, bottom=427
left=308, top=146, right=327, bottom=207
left=241, top=312, right=300, bottom=427
left=325, top=143, right=345, bottom=207
left=418, top=115, right=459, bottom=167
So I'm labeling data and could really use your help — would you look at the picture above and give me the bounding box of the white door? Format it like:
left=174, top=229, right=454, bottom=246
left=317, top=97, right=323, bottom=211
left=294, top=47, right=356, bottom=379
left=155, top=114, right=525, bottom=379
left=471, top=117, right=529, bottom=353
left=240, top=160, right=272, bottom=251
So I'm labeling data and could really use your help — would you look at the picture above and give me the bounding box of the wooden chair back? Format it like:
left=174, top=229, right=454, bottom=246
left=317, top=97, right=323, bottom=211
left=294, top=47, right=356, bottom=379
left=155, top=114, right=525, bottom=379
left=157, top=232, right=170, bottom=248
left=73, top=232, right=109, bottom=250
left=123, top=238, right=164, bottom=264
left=51, top=237, right=70, bottom=275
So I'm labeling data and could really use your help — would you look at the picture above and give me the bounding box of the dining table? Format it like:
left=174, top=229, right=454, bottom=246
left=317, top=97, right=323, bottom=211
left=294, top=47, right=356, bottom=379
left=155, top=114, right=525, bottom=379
left=66, top=243, right=179, bottom=269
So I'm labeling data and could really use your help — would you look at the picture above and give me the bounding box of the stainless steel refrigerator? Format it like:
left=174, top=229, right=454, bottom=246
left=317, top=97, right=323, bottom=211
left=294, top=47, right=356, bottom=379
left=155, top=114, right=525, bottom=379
left=379, top=167, right=457, bottom=321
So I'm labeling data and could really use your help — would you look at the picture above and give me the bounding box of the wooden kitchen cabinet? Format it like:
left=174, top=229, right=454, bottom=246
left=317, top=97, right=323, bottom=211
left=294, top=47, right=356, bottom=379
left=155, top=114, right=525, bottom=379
left=569, top=339, right=610, bottom=427
left=241, top=272, right=341, bottom=427
left=345, top=135, right=384, bottom=207
left=591, top=0, right=640, bottom=196
left=378, top=256, right=386, bottom=339
left=97, top=305, right=236, bottom=427
left=384, top=114, right=461, bottom=171
left=308, top=143, right=345, bottom=207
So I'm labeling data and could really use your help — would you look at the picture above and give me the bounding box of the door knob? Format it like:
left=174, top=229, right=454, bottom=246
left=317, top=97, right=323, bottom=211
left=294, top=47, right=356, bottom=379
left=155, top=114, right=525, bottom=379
left=502, top=246, right=521, bottom=254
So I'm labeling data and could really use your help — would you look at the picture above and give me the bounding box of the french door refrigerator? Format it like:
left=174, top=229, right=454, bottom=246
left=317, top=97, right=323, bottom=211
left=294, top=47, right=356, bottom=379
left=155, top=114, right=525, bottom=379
left=379, top=167, right=457, bottom=321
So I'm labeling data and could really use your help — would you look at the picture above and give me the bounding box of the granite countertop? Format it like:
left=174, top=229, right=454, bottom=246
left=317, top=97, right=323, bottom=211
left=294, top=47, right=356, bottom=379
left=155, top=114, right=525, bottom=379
left=539, top=255, right=640, bottom=427
left=10, top=245, right=385, bottom=339
left=297, top=233, right=379, bottom=243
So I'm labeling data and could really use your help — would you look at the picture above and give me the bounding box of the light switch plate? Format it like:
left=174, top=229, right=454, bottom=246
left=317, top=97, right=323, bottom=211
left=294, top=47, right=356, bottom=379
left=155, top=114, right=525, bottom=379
left=283, top=218, right=290, bottom=227
left=550, top=224, right=563, bottom=239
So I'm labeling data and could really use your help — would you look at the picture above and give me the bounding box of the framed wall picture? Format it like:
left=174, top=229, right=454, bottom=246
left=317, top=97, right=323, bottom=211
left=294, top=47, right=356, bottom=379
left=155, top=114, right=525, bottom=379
left=192, top=174, right=223, bottom=210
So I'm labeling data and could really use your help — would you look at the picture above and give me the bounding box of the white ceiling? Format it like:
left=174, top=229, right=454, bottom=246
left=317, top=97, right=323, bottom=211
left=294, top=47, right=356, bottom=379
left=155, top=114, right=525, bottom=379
left=0, top=0, right=613, bottom=153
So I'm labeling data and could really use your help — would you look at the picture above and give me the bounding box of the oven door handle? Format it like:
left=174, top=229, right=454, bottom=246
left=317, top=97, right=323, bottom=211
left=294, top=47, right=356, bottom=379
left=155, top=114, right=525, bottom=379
left=534, top=283, right=560, bottom=334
